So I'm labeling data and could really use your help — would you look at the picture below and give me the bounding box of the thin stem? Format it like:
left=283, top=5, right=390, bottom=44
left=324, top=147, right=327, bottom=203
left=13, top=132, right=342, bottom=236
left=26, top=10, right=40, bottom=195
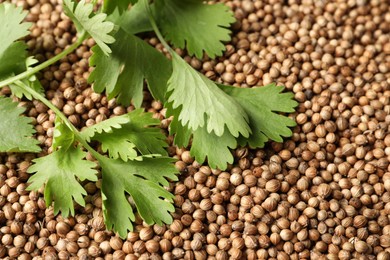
left=15, top=80, right=102, bottom=160
left=0, top=32, right=87, bottom=89
left=143, top=0, right=172, bottom=53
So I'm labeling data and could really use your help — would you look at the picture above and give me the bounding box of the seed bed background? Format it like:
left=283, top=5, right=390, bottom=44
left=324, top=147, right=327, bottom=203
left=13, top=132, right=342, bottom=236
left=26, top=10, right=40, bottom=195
left=0, top=0, right=390, bottom=259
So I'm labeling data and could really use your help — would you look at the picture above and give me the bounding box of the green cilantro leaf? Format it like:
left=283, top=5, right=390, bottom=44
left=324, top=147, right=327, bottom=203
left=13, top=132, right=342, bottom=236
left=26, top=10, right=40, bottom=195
left=167, top=52, right=250, bottom=137
left=98, top=155, right=178, bottom=238
left=103, top=0, right=138, bottom=23
left=167, top=84, right=297, bottom=169
left=63, top=0, right=115, bottom=55
left=81, top=114, right=130, bottom=141
left=120, top=2, right=153, bottom=35
left=0, top=3, right=31, bottom=79
left=0, top=3, right=31, bottom=55
left=52, top=117, right=75, bottom=151
left=0, top=97, right=40, bottom=153
left=100, top=136, right=138, bottom=161
left=168, top=104, right=236, bottom=169
left=89, top=30, right=172, bottom=106
left=103, top=0, right=135, bottom=15
left=166, top=104, right=191, bottom=148
left=83, top=109, right=167, bottom=161
left=191, top=127, right=236, bottom=170
left=9, top=58, right=45, bottom=100
left=27, top=146, right=98, bottom=217
left=155, top=0, right=235, bottom=58
left=221, top=84, right=298, bottom=147
left=9, top=80, right=44, bottom=101
left=0, top=43, right=28, bottom=81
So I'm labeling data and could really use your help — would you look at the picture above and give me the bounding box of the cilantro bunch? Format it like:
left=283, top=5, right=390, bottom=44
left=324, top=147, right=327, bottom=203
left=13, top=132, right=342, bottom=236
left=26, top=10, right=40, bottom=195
left=0, top=0, right=297, bottom=237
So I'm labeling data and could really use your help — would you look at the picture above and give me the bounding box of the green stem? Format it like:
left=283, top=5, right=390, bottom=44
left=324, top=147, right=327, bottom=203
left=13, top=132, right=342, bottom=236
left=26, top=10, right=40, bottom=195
left=0, top=32, right=87, bottom=89
left=15, top=80, right=102, bottom=160
left=143, top=0, right=172, bottom=53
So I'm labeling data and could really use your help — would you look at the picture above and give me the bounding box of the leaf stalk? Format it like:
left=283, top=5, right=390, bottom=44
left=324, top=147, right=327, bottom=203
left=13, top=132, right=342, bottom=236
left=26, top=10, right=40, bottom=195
left=142, top=0, right=172, bottom=53
left=0, top=32, right=87, bottom=89
left=14, top=80, right=102, bottom=160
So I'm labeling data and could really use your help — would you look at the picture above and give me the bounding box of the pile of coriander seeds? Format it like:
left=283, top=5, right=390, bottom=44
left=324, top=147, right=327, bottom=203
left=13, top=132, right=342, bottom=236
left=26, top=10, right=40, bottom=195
left=1, top=0, right=390, bottom=259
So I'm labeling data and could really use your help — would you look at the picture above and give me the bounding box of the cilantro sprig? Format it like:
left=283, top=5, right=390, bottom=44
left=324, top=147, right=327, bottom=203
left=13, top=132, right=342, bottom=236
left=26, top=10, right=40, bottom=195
left=0, top=0, right=297, bottom=238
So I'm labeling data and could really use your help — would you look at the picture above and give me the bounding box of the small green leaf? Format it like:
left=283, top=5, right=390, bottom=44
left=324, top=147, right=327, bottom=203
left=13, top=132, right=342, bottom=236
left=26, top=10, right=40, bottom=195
left=0, top=2, right=31, bottom=56
left=0, top=97, right=40, bottom=153
left=221, top=83, right=298, bottom=148
left=0, top=2, right=32, bottom=80
left=167, top=52, right=250, bottom=137
left=9, top=80, right=44, bottom=101
left=168, top=104, right=236, bottom=169
left=121, top=109, right=168, bottom=156
left=89, top=30, right=172, bottom=106
left=155, top=0, right=235, bottom=58
left=99, top=135, right=138, bottom=161
left=191, top=127, right=237, bottom=170
left=98, top=155, right=178, bottom=238
left=83, top=109, right=168, bottom=161
left=27, top=146, right=98, bottom=217
left=63, top=0, right=115, bottom=55
left=52, top=117, right=75, bottom=151
left=81, top=114, right=130, bottom=141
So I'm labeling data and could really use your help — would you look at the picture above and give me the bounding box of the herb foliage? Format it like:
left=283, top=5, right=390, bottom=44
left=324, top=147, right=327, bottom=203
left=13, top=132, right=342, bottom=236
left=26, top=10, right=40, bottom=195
left=0, top=0, right=297, bottom=237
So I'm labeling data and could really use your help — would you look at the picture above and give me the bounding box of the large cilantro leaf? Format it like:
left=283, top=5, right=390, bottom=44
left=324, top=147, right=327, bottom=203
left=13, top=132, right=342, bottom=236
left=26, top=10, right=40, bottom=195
left=167, top=52, right=250, bottom=137
left=0, top=3, right=31, bottom=79
left=52, top=117, right=75, bottom=151
left=0, top=97, right=40, bottom=153
left=63, top=0, right=115, bottom=55
left=155, top=0, right=235, bottom=58
left=27, top=146, right=98, bottom=217
left=82, top=109, right=167, bottom=161
left=98, top=155, right=178, bottom=238
left=89, top=30, right=172, bottom=106
left=221, top=84, right=298, bottom=148
left=167, top=84, right=297, bottom=169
